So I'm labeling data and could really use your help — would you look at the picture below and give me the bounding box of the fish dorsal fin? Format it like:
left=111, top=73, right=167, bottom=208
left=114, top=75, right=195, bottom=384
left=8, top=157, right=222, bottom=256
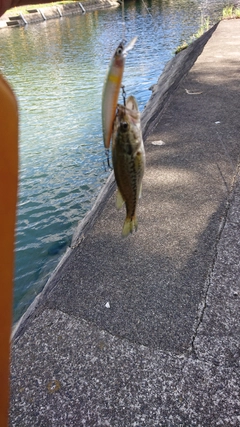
left=116, top=189, right=125, bottom=210
left=126, top=95, right=138, bottom=112
left=126, top=95, right=140, bottom=125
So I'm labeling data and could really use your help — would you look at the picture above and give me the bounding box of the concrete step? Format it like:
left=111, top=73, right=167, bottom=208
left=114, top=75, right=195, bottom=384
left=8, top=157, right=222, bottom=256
left=6, top=20, right=20, bottom=27
left=8, top=15, right=21, bottom=20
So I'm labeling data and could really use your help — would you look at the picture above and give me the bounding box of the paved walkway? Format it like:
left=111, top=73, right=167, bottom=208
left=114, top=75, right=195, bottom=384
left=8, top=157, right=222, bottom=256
left=10, top=20, right=240, bottom=426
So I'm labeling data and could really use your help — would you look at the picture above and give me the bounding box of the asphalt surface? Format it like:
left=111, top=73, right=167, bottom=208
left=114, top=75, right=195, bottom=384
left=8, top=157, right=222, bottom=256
left=10, top=20, right=240, bottom=426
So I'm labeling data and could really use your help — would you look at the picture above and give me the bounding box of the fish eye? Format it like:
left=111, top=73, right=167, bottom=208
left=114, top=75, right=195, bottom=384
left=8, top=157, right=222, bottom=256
left=116, top=46, right=123, bottom=55
left=121, top=122, right=128, bottom=131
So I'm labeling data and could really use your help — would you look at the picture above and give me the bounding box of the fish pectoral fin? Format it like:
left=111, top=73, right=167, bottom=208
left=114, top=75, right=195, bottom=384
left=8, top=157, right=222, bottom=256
left=134, top=154, right=144, bottom=200
left=122, top=217, right=138, bottom=237
left=116, top=189, right=125, bottom=210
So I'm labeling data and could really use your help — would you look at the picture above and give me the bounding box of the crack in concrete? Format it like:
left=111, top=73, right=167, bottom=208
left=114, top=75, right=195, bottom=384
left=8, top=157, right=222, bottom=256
left=189, top=163, right=240, bottom=359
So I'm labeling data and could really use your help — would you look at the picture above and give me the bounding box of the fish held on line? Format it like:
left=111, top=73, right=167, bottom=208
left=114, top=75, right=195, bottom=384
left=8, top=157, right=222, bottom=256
left=112, top=95, right=145, bottom=237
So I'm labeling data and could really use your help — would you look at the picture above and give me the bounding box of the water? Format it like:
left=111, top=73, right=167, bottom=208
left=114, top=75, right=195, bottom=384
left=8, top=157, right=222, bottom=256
left=0, top=0, right=230, bottom=322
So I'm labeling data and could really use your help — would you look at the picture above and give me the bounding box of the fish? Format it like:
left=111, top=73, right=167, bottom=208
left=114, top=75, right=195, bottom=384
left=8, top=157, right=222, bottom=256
left=112, top=95, right=145, bottom=237
left=102, top=37, right=137, bottom=151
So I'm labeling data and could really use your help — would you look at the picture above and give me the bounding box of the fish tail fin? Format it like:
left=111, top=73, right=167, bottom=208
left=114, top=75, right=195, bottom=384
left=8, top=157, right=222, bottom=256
left=122, top=216, right=138, bottom=237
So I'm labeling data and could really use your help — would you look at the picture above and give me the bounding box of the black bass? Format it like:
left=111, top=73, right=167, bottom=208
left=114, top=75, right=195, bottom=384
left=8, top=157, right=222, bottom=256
left=112, top=95, right=145, bottom=237
left=102, top=37, right=137, bottom=151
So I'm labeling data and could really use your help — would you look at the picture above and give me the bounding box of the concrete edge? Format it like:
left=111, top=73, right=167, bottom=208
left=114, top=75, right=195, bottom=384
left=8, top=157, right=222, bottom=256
left=71, top=171, right=115, bottom=247
left=11, top=23, right=218, bottom=342
left=142, top=22, right=219, bottom=140
left=11, top=171, right=116, bottom=341
left=0, top=0, right=119, bottom=29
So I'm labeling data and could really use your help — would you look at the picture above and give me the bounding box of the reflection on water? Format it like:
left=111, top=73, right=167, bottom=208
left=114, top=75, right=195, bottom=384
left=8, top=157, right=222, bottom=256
left=0, top=0, right=230, bottom=321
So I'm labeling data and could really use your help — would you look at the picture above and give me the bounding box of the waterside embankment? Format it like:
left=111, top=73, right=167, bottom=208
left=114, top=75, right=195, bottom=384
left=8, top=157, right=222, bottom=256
left=0, top=0, right=119, bottom=29
left=10, top=20, right=240, bottom=426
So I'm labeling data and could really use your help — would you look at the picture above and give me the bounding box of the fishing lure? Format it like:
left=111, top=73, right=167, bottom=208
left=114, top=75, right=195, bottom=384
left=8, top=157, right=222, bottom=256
left=102, top=37, right=137, bottom=154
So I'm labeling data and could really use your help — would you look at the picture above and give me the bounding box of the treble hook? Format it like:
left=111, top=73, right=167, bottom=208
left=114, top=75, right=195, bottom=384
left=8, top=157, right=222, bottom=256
left=103, top=148, right=112, bottom=171
left=121, top=85, right=126, bottom=106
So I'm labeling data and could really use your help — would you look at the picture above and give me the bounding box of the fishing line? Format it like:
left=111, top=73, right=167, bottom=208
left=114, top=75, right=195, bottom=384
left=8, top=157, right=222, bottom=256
left=121, top=0, right=126, bottom=43
left=121, top=85, right=126, bottom=106
left=119, top=0, right=154, bottom=105
left=120, top=0, right=127, bottom=106
left=102, top=0, right=127, bottom=171
left=103, top=149, right=112, bottom=171
left=141, top=0, right=154, bottom=20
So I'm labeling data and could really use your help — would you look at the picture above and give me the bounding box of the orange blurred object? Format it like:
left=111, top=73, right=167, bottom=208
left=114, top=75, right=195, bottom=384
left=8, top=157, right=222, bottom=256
left=0, top=74, right=18, bottom=426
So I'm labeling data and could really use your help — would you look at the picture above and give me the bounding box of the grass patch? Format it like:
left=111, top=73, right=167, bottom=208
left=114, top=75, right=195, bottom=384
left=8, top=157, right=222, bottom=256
left=174, top=2, right=240, bottom=56
left=222, top=5, right=240, bottom=19
left=193, top=16, right=210, bottom=39
left=174, top=16, right=210, bottom=55
left=174, top=41, right=188, bottom=55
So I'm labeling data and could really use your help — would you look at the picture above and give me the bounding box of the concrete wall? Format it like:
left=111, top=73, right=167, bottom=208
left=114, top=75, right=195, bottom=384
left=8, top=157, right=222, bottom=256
left=1, top=0, right=119, bottom=29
